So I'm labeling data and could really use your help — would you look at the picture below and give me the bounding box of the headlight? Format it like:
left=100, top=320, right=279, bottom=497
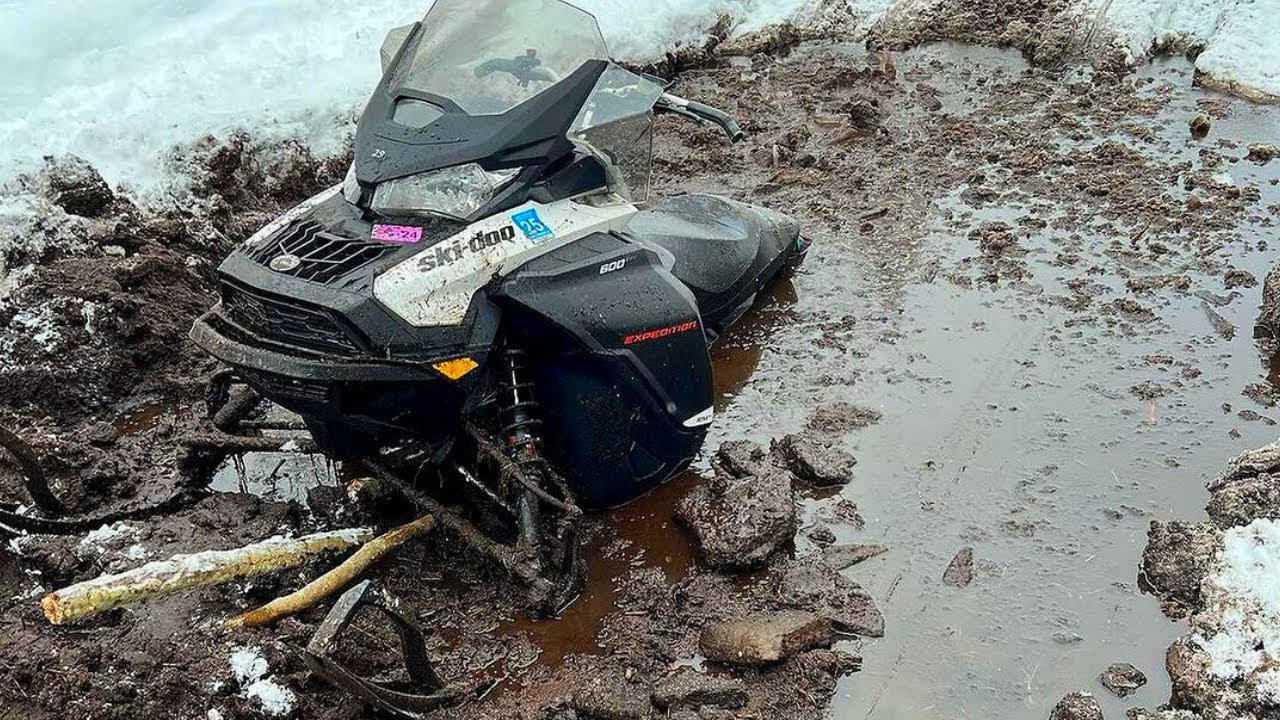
left=371, top=164, right=519, bottom=220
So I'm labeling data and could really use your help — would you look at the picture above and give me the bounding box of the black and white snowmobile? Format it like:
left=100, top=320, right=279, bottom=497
left=192, top=0, right=808, bottom=613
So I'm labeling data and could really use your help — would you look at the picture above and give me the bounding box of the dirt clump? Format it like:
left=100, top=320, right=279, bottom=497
left=1246, top=143, right=1280, bottom=163
left=773, top=558, right=885, bottom=637
left=942, top=547, right=975, bottom=587
left=803, top=402, right=882, bottom=435
left=1050, top=691, right=1104, bottom=720
left=772, top=432, right=856, bottom=487
left=651, top=669, right=748, bottom=711
left=675, top=446, right=797, bottom=570
left=821, top=542, right=888, bottom=570
left=1139, top=520, right=1224, bottom=618
left=1099, top=662, right=1147, bottom=698
left=39, top=154, right=118, bottom=218
left=1206, top=472, right=1280, bottom=528
left=1258, top=266, right=1280, bottom=339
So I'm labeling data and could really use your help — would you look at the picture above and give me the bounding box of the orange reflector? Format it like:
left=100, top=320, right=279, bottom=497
left=432, top=357, right=479, bottom=381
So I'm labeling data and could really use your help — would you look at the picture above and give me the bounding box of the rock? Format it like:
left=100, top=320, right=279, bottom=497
left=775, top=559, right=885, bottom=637
left=571, top=673, right=653, bottom=720
left=1259, top=267, right=1280, bottom=339
left=1189, top=113, right=1211, bottom=139
left=41, top=154, right=114, bottom=218
left=699, top=611, right=833, bottom=667
left=650, top=669, right=746, bottom=711
left=1206, top=472, right=1280, bottom=528
left=943, top=547, right=974, bottom=587
left=675, top=464, right=796, bottom=570
left=771, top=433, right=856, bottom=487
left=1139, top=521, right=1224, bottom=616
left=1099, top=662, right=1147, bottom=698
left=1223, top=268, right=1257, bottom=289
left=1049, top=691, right=1104, bottom=720
left=1247, top=143, right=1280, bottom=163
left=1210, top=437, right=1280, bottom=491
left=822, top=543, right=888, bottom=570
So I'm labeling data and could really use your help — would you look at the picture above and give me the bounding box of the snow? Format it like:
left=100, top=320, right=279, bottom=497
left=1195, top=519, right=1280, bottom=700
left=0, top=0, right=814, bottom=191
left=1094, top=0, right=1280, bottom=98
left=0, top=0, right=1274, bottom=198
left=229, top=646, right=296, bottom=718
left=1194, top=0, right=1280, bottom=101
left=81, top=522, right=138, bottom=546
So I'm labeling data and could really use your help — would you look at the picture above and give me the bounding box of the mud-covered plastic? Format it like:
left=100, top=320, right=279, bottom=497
left=625, top=194, right=803, bottom=335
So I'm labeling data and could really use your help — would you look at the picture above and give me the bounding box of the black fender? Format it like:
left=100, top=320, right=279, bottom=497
left=493, top=232, right=713, bottom=508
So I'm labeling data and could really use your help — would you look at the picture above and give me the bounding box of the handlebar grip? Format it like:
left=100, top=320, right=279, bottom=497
left=684, top=99, right=745, bottom=143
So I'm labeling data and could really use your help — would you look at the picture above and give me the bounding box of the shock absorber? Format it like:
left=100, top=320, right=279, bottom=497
left=499, top=347, right=545, bottom=557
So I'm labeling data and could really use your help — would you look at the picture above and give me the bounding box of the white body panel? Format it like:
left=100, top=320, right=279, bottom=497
left=373, top=195, right=638, bottom=327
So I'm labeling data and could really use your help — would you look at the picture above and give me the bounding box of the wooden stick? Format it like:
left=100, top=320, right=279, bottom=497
left=41, top=528, right=373, bottom=625
left=225, top=515, right=436, bottom=629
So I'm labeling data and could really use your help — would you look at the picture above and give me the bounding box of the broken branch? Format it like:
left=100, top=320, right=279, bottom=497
left=41, top=528, right=373, bottom=625
left=225, top=514, right=436, bottom=629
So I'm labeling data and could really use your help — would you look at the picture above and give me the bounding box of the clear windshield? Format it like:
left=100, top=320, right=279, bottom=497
left=389, top=0, right=609, bottom=116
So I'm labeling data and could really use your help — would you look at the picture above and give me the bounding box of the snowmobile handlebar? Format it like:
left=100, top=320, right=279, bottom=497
left=656, top=93, right=745, bottom=143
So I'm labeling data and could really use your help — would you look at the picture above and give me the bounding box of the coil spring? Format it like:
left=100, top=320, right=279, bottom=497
left=499, top=348, right=543, bottom=451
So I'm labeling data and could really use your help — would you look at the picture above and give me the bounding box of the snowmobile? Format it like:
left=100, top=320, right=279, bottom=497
left=191, top=0, right=807, bottom=626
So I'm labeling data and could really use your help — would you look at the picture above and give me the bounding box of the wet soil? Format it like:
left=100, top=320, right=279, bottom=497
left=2, top=26, right=1280, bottom=720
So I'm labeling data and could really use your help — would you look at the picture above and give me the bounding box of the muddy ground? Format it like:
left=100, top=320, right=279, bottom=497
left=2, top=19, right=1280, bottom=720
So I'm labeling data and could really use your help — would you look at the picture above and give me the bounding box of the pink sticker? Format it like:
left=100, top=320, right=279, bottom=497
left=372, top=224, right=423, bottom=244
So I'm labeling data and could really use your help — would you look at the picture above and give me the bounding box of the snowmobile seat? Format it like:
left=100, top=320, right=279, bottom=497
left=624, top=194, right=801, bottom=334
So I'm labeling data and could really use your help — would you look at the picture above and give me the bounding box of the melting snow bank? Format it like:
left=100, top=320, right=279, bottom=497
left=1194, top=520, right=1280, bottom=709
left=1191, top=0, right=1280, bottom=103
left=1091, top=0, right=1280, bottom=102
left=1141, top=439, right=1280, bottom=719
left=0, top=0, right=1275, bottom=195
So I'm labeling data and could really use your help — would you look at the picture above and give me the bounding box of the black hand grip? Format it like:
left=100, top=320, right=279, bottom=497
left=684, top=99, right=745, bottom=143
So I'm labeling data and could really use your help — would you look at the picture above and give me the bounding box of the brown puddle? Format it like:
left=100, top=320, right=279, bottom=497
left=498, top=471, right=700, bottom=668
left=113, top=401, right=167, bottom=436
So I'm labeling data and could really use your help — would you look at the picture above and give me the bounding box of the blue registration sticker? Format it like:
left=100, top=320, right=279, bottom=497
left=511, top=208, right=555, bottom=243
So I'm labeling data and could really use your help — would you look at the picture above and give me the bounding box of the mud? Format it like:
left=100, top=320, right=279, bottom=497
left=2, top=16, right=1280, bottom=720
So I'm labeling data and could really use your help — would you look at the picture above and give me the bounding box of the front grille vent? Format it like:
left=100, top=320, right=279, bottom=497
left=251, top=221, right=398, bottom=284
left=222, top=284, right=363, bottom=357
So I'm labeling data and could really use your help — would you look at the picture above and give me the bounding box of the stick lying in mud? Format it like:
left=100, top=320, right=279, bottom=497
left=225, top=514, right=436, bottom=629
left=40, top=528, right=374, bottom=625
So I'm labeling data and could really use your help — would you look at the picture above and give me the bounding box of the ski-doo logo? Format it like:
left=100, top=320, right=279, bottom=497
left=420, top=225, right=518, bottom=271
left=623, top=320, right=700, bottom=346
